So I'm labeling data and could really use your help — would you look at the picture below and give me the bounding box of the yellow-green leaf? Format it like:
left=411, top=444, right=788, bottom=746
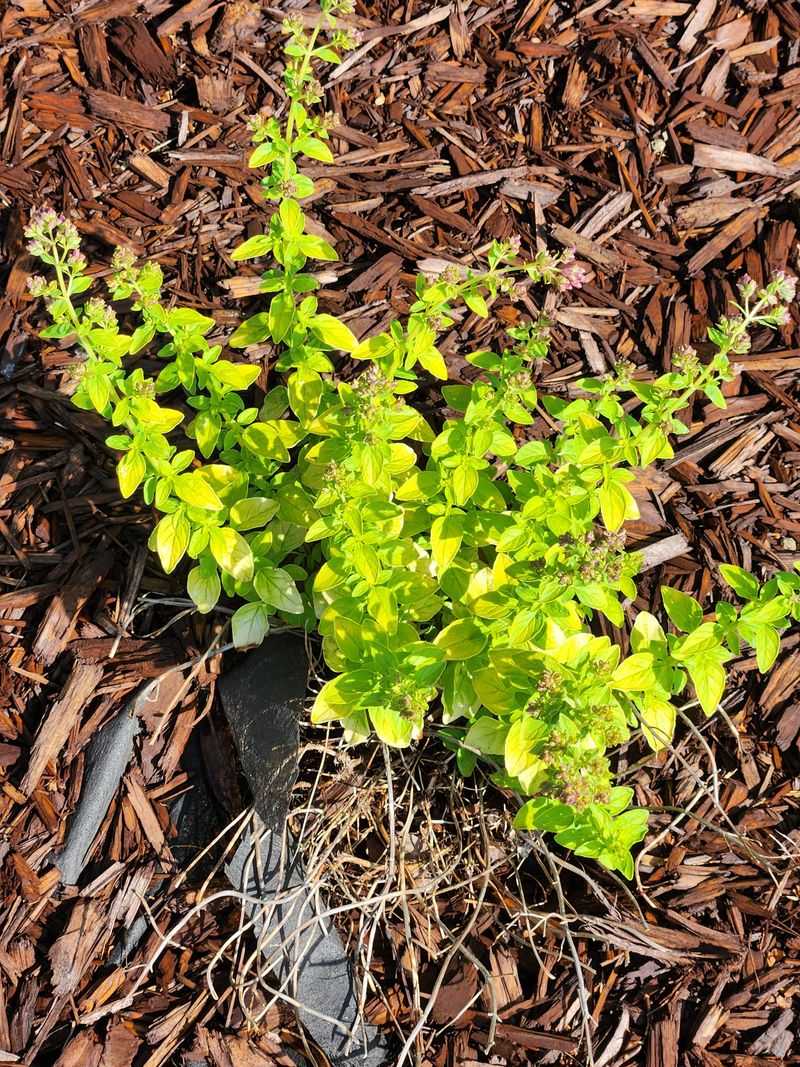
left=153, top=511, right=190, bottom=575
left=232, top=602, right=269, bottom=648
left=431, top=512, right=464, bottom=572
left=187, top=565, right=221, bottom=614
left=173, top=472, right=223, bottom=511
left=229, top=497, right=279, bottom=531
left=611, top=652, right=655, bottom=692
left=639, top=694, right=676, bottom=751
left=311, top=314, right=358, bottom=352
left=433, top=618, right=486, bottom=660
left=117, top=450, right=145, bottom=499
left=209, top=527, right=254, bottom=583
left=231, top=234, right=272, bottom=261
left=369, top=706, right=413, bottom=747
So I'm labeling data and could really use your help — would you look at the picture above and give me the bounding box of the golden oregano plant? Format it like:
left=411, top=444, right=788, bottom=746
left=26, top=1, right=799, bottom=878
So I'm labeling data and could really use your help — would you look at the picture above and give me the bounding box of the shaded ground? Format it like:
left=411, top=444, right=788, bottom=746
left=1, top=0, right=800, bottom=1064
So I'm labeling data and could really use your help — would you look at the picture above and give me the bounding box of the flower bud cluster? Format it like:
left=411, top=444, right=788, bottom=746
left=524, top=245, right=589, bottom=292
left=507, top=315, right=552, bottom=360
left=558, top=526, right=628, bottom=585
left=24, top=207, right=80, bottom=261
left=672, top=344, right=700, bottom=377
left=83, top=298, right=118, bottom=330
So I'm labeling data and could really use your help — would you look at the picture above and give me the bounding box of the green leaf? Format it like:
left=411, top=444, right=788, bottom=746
left=661, top=586, right=702, bottom=632
left=231, top=234, right=272, bottom=261
left=704, top=380, right=726, bottom=408
left=106, top=434, right=132, bottom=450
left=279, top=198, right=304, bottom=237
left=416, top=345, right=448, bottom=380
left=167, top=308, right=215, bottom=334
left=254, top=566, right=303, bottom=614
left=599, top=480, right=634, bottom=531
left=636, top=425, right=669, bottom=465
left=502, top=398, right=534, bottom=425
left=311, top=314, right=358, bottom=352
left=173, top=471, right=223, bottom=511
left=269, top=292, right=295, bottom=343
left=612, top=652, right=655, bottom=692
left=229, top=313, right=271, bottom=349
left=367, top=586, right=398, bottom=634
left=464, top=291, right=489, bottom=317
left=249, top=143, right=276, bottom=168
left=242, top=420, right=305, bottom=461
left=229, top=497, right=279, bottom=531
left=473, top=669, right=519, bottom=714
left=311, top=671, right=376, bottom=723
left=405, top=642, right=445, bottom=686
left=350, top=541, right=381, bottom=585
left=70, top=275, right=93, bottom=294
left=298, top=234, right=338, bottom=261
left=467, top=350, right=502, bottom=370
left=352, top=333, right=394, bottom=361
left=456, top=747, right=477, bottom=776
left=209, top=527, right=254, bottom=583
left=153, top=511, right=190, bottom=574
left=86, top=373, right=111, bottom=412
left=294, top=135, right=334, bottom=163
left=753, top=624, right=781, bottom=673
left=638, top=694, right=676, bottom=751
left=605, top=786, right=634, bottom=816
left=288, top=369, right=323, bottom=423
left=210, top=360, right=261, bottom=390
left=515, top=798, right=575, bottom=833
left=630, top=611, right=667, bottom=653
left=686, top=649, right=727, bottom=716
left=187, top=565, right=221, bottom=614
left=193, top=410, right=221, bottom=458
left=719, top=564, right=759, bottom=600
left=117, top=450, right=146, bottom=498
left=613, top=808, right=649, bottom=848
left=504, top=716, right=547, bottom=778
left=40, top=322, right=74, bottom=340
left=369, top=706, right=413, bottom=747
left=741, top=596, right=789, bottom=624
left=232, top=602, right=270, bottom=648
left=88, top=329, right=131, bottom=362
left=451, top=462, right=478, bottom=506
left=129, top=323, right=155, bottom=355
left=130, top=398, right=183, bottom=433
left=431, top=512, right=464, bottom=573
left=313, top=45, right=340, bottom=63
left=515, top=440, right=550, bottom=466
left=671, top=622, right=722, bottom=661
left=433, top=618, right=486, bottom=660
left=464, top=716, right=508, bottom=756
left=578, top=584, right=623, bottom=626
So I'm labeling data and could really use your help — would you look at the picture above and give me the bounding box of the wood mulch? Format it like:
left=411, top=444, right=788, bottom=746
left=1, top=0, right=800, bottom=1064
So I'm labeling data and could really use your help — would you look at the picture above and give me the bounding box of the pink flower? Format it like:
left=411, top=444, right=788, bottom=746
left=560, top=259, right=589, bottom=291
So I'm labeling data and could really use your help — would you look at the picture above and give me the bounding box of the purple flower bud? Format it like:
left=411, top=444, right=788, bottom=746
left=26, top=275, right=47, bottom=297
left=737, top=273, right=757, bottom=299
left=560, top=260, right=589, bottom=291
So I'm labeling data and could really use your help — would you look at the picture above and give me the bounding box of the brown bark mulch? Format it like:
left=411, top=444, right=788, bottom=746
left=1, top=0, right=800, bottom=1064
